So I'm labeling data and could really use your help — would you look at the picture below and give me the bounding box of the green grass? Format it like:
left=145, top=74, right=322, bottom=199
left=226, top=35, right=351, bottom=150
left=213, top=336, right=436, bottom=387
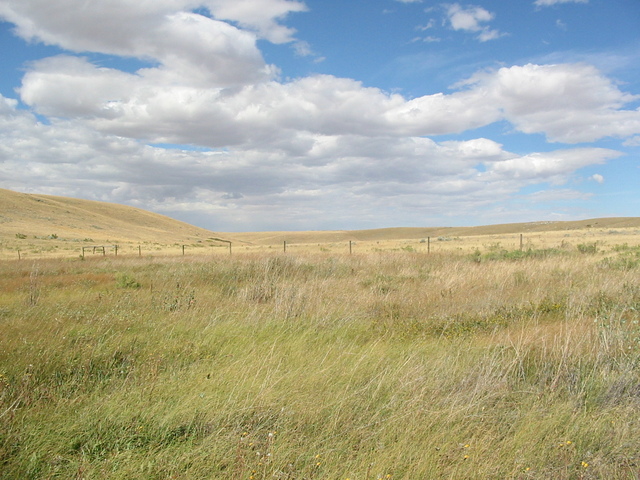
left=1, top=249, right=639, bottom=479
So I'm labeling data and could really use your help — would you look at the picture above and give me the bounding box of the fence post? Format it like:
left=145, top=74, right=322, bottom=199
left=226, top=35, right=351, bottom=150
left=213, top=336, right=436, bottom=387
left=138, top=245, right=142, bottom=257
left=182, top=245, right=185, bottom=256
left=349, top=240, right=352, bottom=255
left=428, top=237, right=431, bottom=254
left=115, top=245, right=118, bottom=256
left=284, top=241, right=287, bottom=253
left=520, top=234, right=523, bottom=251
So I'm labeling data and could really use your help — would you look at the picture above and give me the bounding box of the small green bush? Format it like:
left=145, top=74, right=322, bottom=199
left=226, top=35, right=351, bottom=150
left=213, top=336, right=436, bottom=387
left=577, top=242, right=598, bottom=254
left=115, top=273, right=141, bottom=289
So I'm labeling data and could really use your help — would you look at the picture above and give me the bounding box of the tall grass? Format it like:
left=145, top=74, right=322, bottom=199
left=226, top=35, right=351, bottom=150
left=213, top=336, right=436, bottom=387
left=1, top=248, right=639, bottom=479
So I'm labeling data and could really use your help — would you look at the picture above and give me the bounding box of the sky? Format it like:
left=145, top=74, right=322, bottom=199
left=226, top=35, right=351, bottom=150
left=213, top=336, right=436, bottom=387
left=0, top=0, right=639, bottom=232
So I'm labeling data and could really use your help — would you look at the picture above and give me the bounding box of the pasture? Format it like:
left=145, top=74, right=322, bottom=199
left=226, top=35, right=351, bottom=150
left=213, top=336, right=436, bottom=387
left=1, top=233, right=640, bottom=479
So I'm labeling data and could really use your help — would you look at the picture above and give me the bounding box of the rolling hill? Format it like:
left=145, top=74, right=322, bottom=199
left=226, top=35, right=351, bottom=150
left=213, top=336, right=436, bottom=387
left=1, top=187, right=639, bottom=250
left=0, top=188, right=221, bottom=245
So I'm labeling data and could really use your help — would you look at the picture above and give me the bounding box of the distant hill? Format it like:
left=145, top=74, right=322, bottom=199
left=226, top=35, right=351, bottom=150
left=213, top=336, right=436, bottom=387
left=0, top=188, right=220, bottom=244
left=1, top=188, right=639, bottom=248
left=228, top=218, right=640, bottom=245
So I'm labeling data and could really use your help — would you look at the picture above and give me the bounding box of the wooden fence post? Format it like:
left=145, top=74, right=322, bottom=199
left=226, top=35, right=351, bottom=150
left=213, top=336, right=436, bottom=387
left=520, top=234, right=523, bottom=251
left=349, top=240, right=352, bottom=255
left=284, top=241, right=287, bottom=253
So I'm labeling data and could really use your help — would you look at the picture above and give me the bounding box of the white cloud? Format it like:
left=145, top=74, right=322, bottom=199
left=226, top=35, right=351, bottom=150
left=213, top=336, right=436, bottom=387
left=447, top=3, right=493, bottom=30
left=0, top=1, right=637, bottom=230
left=0, top=0, right=302, bottom=89
left=623, top=136, right=640, bottom=147
left=590, top=174, right=604, bottom=184
left=445, top=3, right=506, bottom=42
left=18, top=58, right=640, bottom=151
left=202, top=0, right=307, bottom=44
left=417, top=19, right=436, bottom=30
left=0, top=0, right=307, bottom=47
left=0, top=93, right=624, bottom=230
left=534, top=0, right=588, bottom=6
left=460, top=63, right=640, bottom=143
left=488, top=148, right=621, bottom=185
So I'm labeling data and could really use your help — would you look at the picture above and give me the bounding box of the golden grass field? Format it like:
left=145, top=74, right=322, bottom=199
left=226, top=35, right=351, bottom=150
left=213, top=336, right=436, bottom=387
left=2, top=187, right=640, bottom=258
left=1, top=188, right=640, bottom=479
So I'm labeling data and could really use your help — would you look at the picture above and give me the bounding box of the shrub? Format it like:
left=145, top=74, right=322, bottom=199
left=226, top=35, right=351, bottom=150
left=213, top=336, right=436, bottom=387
left=577, top=242, right=598, bottom=254
left=115, top=273, right=141, bottom=289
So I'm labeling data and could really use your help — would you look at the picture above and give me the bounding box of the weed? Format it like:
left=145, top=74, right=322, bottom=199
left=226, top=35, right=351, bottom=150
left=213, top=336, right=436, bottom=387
left=599, top=245, right=640, bottom=270
left=153, top=281, right=196, bottom=311
left=471, top=247, right=566, bottom=262
left=577, top=242, right=599, bottom=254
left=115, top=272, right=141, bottom=289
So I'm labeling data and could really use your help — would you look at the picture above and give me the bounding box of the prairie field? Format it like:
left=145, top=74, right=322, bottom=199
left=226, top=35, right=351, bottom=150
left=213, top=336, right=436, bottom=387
left=2, top=235, right=640, bottom=479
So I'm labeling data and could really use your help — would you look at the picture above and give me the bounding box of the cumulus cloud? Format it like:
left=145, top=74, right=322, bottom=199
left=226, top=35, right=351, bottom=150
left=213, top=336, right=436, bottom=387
left=459, top=63, right=640, bottom=143
left=488, top=148, right=621, bottom=185
left=201, top=0, right=307, bottom=43
left=8, top=1, right=639, bottom=148
left=0, top=0, right=307, bottom=47
left=0, top=0, right=637, bottom=230
left=19, top=57, right=640, bottom=148
left=0, top=93, right=624, bottom=230
left=0, top=0, right=301, bottom=88
left=445, top=3, right=505, bottom=42
left=590, top=174, right=604, bottom=184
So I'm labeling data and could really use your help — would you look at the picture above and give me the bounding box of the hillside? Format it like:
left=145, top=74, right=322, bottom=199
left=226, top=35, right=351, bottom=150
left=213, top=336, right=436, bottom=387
left=0, top=188, right=221, bottom=244
left=227, top=218, right=640, bottom=245
left=1, top=187, right=639, bottom=257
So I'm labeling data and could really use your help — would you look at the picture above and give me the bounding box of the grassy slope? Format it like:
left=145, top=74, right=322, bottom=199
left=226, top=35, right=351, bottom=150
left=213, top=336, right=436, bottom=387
left=2, top=188, right=640, bottom=250
left=229, top=218, right=640, bottom=246
left=0, top=188, right=220, bottom=244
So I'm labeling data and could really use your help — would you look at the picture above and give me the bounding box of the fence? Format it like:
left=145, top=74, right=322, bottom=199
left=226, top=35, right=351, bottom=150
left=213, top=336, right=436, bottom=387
left=8, top=233, right=589, bottom=261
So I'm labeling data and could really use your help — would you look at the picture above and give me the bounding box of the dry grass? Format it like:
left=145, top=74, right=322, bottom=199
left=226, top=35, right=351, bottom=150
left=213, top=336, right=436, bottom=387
left=1, top=241, right=640, bottom=479
left=2, top=187, right=640, bottom=260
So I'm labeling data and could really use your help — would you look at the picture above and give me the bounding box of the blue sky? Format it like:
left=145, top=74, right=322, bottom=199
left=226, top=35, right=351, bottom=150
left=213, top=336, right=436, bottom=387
left=0, top=0, right=638, bottom=232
